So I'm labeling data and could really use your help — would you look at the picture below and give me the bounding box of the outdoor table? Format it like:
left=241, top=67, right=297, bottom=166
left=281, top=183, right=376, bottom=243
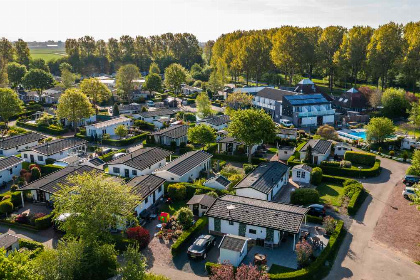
left=254, top=253, right=267, bottom=265
left=156, top=223, right=162, bottom=231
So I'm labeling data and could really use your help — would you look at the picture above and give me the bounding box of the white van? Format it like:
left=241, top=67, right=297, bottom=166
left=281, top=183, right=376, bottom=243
left=279, top=119, right=293, bottom=127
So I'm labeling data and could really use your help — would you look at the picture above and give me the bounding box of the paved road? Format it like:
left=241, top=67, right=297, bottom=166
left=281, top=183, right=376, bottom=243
left=325, top=156, right=420, bottom=280
left=0, top=225, right=59, bottom=248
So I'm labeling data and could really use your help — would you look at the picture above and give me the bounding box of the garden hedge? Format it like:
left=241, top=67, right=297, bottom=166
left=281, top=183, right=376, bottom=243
left=112, top=233, right=136, bottom=253
left=0, top=220, right=38, bottom=231
left=19, top=238, right=44, bottom=250
left=290, top=188, right=319, bottom=205
left=99, top=149, right=127, bottom=162
left=41, top=164, right=64, bottom=175
left=16, top=120, right=68, bottom=135
left=347, top=188, right=368, bottom=216
left=10, top=191, right=22, bottom=207
left=77, top=132, right=149, bottom=147
left=321, top=175, right=347, bottom=185
left=269, top=220, right=345, bottom=280
left=344, top=151, right=376, bottom=166
left=171, top=217, right=208, bottom=256
left=34, top=213, right=54, bottom=230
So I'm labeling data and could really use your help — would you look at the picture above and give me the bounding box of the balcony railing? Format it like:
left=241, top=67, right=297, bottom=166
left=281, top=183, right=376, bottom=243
left=297, top=109, right=335, bottom=117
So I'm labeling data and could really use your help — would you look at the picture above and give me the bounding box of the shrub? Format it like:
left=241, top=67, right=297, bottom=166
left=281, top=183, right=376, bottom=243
left=31, top=166, right=41, bottom=181
left=389, top=150, right=395, bottom=157
left=40, top=164, right=64, bottom=175
left=15, top=213, right=30, bottom=224
left=323, top=216, right=336, bottom=235
left=344, top=151, right=376, bottom=166
left=296, top=240, right=313, bottom=267
left=126, top=226, right=151, bottom=249
left=10, top=191, right=22, bottom=207
left=30, top=213, right=46, bottom=225
left=320, top=161, right=340, bottom=167
left=34, top=212, right=53, bottom=229
left=311, top=167, right=323, bottom=185
left=45, top=158, right=56, bottom=165
left=170, top=141, right=177, bottom=150
left=206, top=191, right=218, bottom=198
left=134, top=120, right=155, bottom=131
left=347, top=188, right=367, bottom=216
left=10, top=184, right=18, bottom=192
left=19, top=238, right=44, bottom=250
left=343, top=183, right=363, bottom=198
left=171, top=217, right=208, bottom=256
left=167, top=183, right=187, bottom=201
left=0, top=201, right=13, bottom=214
left=290, top=188, right=319, bottom=205
left=243, top=164, right=256, bottom=174
left=176, top=207, right=194, bottom=229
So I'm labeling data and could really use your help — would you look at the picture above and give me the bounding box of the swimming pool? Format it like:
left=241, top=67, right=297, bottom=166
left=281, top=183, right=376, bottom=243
left=348, top=130, right=366, bottom=140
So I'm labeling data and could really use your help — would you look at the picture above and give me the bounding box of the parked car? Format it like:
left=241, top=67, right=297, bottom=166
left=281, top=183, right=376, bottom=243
left=187, top=235, right=216, bottom=259
left=308, top=204, right=326, bottom=217
left=402, top=187, right=417, bottom=200
left=147, top=100, right=155, bottom=107
left=53, top=213, right=72, bottom=232
left=403, top=175, right=420, bottom=186
left=279, top=119, right=293, bottom=127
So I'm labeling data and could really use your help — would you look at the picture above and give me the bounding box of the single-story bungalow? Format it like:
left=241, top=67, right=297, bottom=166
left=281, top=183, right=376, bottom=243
left=0, top=156, right=23, bottom=186
left=277, top=128, right=298, bottom=140
left=401, top=137, right=420, bottom=150
left=85, top=116, right=132, bottom=138
left=107, top=147, right=172, bottom=178
left=153, top=150, right=212, bottom=182
left=217, top=137, right=258, bottom=156
left=203, top=175, right=231, bottom=190
left=199, top=115, right=230, bottom=131
left=292, top=164, right=312, bottom=184
left=299, top=139, right=332, bottom=165
left=334, top=142, right=352, bottom=158
left=206, top=195, right=309, bottom=250
left=219, top=234, right=251, bottom=267
left=138, top=109, right=176, bottom=129
left=187, top=194, right=216, bottom=217
left=234, top=161, right=289, bottom=201
left=21, top=138, right=87, bottom=165
left=182, top=85, right=202, bottom=95
left=277, top=146, right=295, bottom=161
left=0, top=233, right=20, bottom=256
left=151, top=125, right=188, bottom=146
left=0, top=132, right=45, bottom=157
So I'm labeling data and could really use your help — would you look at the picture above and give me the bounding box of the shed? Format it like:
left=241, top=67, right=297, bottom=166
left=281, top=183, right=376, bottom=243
left=203, top=175, right=231, bottom=190
left=187, top=194, right=216, bottom=217
left=0, top=233, right=19, bottom=255
left=219, top=234, right=250, bottom=267
left=292, top=164, right=312, bottom=184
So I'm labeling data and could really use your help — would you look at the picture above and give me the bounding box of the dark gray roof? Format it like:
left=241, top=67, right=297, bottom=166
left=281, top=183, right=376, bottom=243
left=205, top=195, right=308, bottom=234
left=88, top=157, right=105, bottom=166
left=284, top=94, right=330, bottom=106
left=256, top=88, right=295, bottom=101
left=0, top=156, right=23, bottom=171
left=293, top=164, right=313, bottom=172
left=155, top=150, right=212, bottom=176
left=127, top=174, right=166, bottom=199
left=301, top=139, right=332, bottom=155
left=215, top=175, right=231, bottom=187
left=31, top=138, right=87, bottom=156
left=0, top=132, right=45, bottom=150
left=19, top=165, right=98, bottom=194
left=187, top=194, right=216, bottom=207
left=234, top=161, right=289, bottom=194
left=151, top=125, right=188, bottom=139
left=0, top=233, right=19, bottom=249
left=139, top=109, right=176, bottom=118
left=220, top=235, right=248, bottom=252
left=202, top=115, right=230, bottom=126
left=108, top=147, right=172, bottom=171
left=217, top=137, right=242, bottom=145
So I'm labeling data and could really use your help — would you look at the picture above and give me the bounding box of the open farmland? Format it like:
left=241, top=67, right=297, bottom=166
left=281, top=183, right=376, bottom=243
left=30, top=47, right=66, bottom=61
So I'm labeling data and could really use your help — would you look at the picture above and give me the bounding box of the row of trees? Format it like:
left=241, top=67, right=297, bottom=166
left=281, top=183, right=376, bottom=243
left=210, top=21, right=420, bottom=92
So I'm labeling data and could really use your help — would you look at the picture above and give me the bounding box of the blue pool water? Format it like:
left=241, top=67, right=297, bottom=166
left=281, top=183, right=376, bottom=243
left=348, top=131, right=366, bottom=140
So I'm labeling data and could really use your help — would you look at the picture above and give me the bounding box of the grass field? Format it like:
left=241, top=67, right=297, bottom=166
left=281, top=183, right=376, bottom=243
left=30, top=47, right=66, bottom=61
left=316, top=182, right=345, bottom=207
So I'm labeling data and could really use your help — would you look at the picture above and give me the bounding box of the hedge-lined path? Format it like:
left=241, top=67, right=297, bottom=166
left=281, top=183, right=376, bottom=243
left=326, top=156, right=420, bottom=280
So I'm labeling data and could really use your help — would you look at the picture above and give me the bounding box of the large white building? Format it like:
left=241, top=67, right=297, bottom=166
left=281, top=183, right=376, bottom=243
left=253, top=88, right=294, bottom=122
left=153, top=150, right=212, bottom=182
left=85, top=117, right=132, bottom=138
left=0, top=132, right=45, bottom=157
left=234, top=161, right=289, bottom=201
left=21, top=138, right=87, bottom=165
left=107, top=147, right=172, bottom=178
left=0, top=156, right=23, bottom=186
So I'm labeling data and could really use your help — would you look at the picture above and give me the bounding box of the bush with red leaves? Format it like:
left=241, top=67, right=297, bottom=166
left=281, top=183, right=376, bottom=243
left=126, top=226, right=150, bottom=249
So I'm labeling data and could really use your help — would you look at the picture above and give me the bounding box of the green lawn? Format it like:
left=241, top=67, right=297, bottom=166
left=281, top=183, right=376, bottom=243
left=268, top=264, right=296, bottom=274
left=316, top=183, right=345, bottom=207
left=159, top=200, right=187, bottom=215
left=30, top=47, right=66, bottom=61
left=267, top=147, right=278, bottom=154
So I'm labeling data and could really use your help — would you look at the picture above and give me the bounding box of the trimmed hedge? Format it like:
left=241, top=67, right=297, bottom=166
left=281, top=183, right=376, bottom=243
left=290, top=188, right=319, bottom=205
left=0, top=220, right=38, bottom=232
left=76, top=132, right=149, bottom=147
left=321, top=161, right=340, bottom=167
left=10, top=191, right=22, bottom=207
left=41, top=164, right=64, bottom=175
left=306, top=215, right=323, bottom=224
left=171, top=217, right=208, bottom=256
left=19, top=238, right=44, bottom=250
left=348, top=188, right=368, bottom=216
left=321, top=175, right=347, bottom=185
left=211, top=153, right=268, bottom=165
left=344, top=151, right=376, bottom=166
left=269, top=220, right=345, bottom=279
left=320, top=160, right=381, bottom=178
left=99, top=149, right=127, bottom=162
left=35, top=213, right=54, bottom=230
left=16, top=120, right=68, bottom=135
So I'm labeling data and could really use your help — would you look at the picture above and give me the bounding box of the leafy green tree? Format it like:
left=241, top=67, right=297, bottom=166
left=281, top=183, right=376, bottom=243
left=115, top=124, right=128, bottom=139
left=7, top=62, right=27, bottom=88
left=14, top=39, right=31, bottom=67
left=408, top=101, right=420, bottom=135
left=119, top=245, right=147, bottom=280
left=53, top=171, right=139, bottom=243
left=316, top=124, right=338, bottom=140
left=59, top=62, right=72, bottom=73
left=56, top=88, right=95, bottom=131
left=403, top=22, right=420, bottom=92
left=0, top=88, right=24, bottom=127
left=0, top=38, right=14, bottom=85
left=143, top=73, right=162, bottom=92
left=113, top=103, right=120, bottom=116
left=149, top=62, right=160, bottom=74
left=30, top=58, right=50, bottom=72
left=188, top=124, right=216, bottom=148
left=367, top=22, right=403, bottom=90
left=176, top=207, right=194, bottom=229
left=208, top=59, right=227, bottom=94
left=61, top=69, right=77, bottom=89
left=381, top=88, right=410, bottom=118
left=311, top=167, right=323, bottom=185
left=304, top=145, right=313, bottom=164
left=164, top=63, right=187, bottom=94
left=22, top=69, right=54, bottom=94
left=225, top=91, right=253, bottom=110
left=190, top=63, right=203, bottom=80
left=196, top=92, right=212, bottom=118
left=365, top=117, right=395, bottom=143
left=116, top=64, right=141, bottom=101
left=80, top=77, right=112, bottom=113
left=0, top=248, right=37, bottom=280
left=228, top=109, right=276, bottom=163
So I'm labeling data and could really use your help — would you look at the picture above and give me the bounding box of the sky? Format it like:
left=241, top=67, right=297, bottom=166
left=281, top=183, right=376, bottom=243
left=1, top=0, right=419, bottom=42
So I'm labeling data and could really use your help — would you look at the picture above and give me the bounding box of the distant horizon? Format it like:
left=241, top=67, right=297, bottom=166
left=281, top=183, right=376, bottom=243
left=1, top=0, right=419, bottom=42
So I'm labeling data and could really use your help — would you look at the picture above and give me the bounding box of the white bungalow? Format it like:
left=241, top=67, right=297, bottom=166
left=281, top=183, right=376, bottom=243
left=217, top=137, right=258, bottom=156
left=299, top=139, right=332, bottom=165
left=277, top=146, right=295, bottom=161
left=292, top=164, right=312, bottom=184
left=334, top=142, right=352, bottom=157
left=401, top=137, right=420, bottom=150
left=85, top=117, right=132, bottom=138
left=0, top=132, right=45, bottom=157
left=151, top=125, right=188, bottom=147
left=187, top=194, right=216, bottom=217
left=0, top=156, right=23, bottom=186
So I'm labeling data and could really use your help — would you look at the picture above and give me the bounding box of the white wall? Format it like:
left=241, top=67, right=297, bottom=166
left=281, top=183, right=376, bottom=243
left=335, top=145, right=351, bottom=157
left=220, top=248, right=242, bottom=267
left=322, top=115, right=335, bottom=124
left=22, top=144, right=86, bottom=165
left=292, top=169, right=311, bottom=184
left=236, top=188, right=267, bottom=200
left=108, top=159, right=166, bottom=178
left=86, top=119, right=131, bottom=137
left=154, top=159, right=210, bottom=183
left=134, top=183, right=164, bottom=215
left=0, top=141, right=41, bottom=157
left=204, top=180, right=227, bottom=190
left=278, top=149, right=294, bottom=161
left=0, top=162, right=22, bottom=185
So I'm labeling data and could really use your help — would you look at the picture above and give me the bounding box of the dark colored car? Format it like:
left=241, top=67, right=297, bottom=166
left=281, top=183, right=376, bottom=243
left=308, top=204, right=326, bottom=217
left=187, top=235, right=216, bottom=259
left=403, top=175, right=420, bottom=186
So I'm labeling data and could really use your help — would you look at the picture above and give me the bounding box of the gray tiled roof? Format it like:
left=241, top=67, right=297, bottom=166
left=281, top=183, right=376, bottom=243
left=151, top=125, right=188, bottom=139
left=108, top=147, right=172, bottom=171
left=0, top=233, right=19, bottom=249
left=301, top=139, right=332, bottom=155
left=127, top=174, right=165, bottom=199
left=139, top=109, right=176, bottom=118
left=234, top=161, right=289, bottom=194
left=88, top=157, right=105, bottom=166
left=19, top=165, right=99, bottom=194
left=155, top=150, right=212, bottom=176
left=217, top=137, right=243, bottom=145
left=0, top=156, right=23, bottom=171
left=215, top=175, right=231, bottom=187
left=256, top=88, right=294, bottom=101
left=187, top=194, right=216, bottom=208
left=31, top=138, right=87, bottom=156
left=293, top=164, right=313, bottom=172
left=0, top=132, right=45, bottom=150
left=202, top=115, right=230, bottom=126
left=205, top=195, right=308, bottom=234
left=88, top=116, right=130, bottom=129
left=220, top=235, right=248, bottom=252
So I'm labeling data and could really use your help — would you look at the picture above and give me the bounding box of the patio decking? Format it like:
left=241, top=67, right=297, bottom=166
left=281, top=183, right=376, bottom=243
left=16, top=202, right=52, bottom=216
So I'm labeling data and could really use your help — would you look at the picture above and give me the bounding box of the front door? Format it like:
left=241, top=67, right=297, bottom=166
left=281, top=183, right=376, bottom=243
left=124, top=169, right=129, bottom=177
left=153, top=192, right=156, bottom=204
left=192, top=204, right=199, bottom=216
left=36, top=190, right=46, bottom=202
left=30, top=155, right=34, bottom=163
left=313, top=156, right=318, bottom=164
left=317, top=116, right=323, bottom=126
